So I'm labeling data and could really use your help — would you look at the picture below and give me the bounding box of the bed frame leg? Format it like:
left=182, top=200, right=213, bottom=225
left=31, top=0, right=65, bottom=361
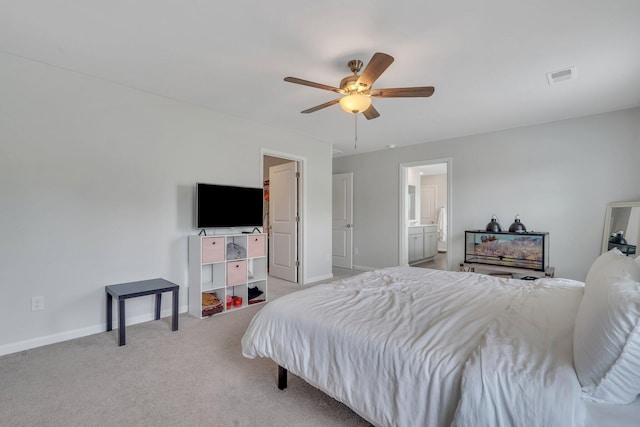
left=278, top=365, right=288, bottom=390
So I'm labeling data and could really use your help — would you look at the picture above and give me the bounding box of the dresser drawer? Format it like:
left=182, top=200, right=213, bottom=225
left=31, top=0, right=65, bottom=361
left=202, top=237, right=225, bottom=263
left=227, top=260, right=247, bottom=286
left=408, top=226, right=423, bottom=235
left=247, top=235, right=266, bottom=258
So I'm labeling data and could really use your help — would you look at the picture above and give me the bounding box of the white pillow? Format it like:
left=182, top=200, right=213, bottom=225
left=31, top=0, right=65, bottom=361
left=573, top=249, right=640, bottom=404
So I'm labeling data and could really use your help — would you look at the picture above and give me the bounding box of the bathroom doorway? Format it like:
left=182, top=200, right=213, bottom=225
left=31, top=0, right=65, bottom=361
left=399, top=159, right=451, bottom=270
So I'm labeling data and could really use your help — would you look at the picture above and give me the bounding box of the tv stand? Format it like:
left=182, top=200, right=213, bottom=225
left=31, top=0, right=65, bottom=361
left=460, top=262, right=555, bottom=279
left=188, top=233, right=267, bottom=318
left=241, top=228, right=262, bottom=234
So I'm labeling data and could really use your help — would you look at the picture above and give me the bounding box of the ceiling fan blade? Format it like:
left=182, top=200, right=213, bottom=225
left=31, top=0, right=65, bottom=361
left=284, top=77, right=343, bottom=93
left=362, top=105, right=380, bottom=120
left=370, top=86, right=435, bottom=98
left=357, top=52, right=394, bottom=89
left=301, top=99, right=340, bottom=114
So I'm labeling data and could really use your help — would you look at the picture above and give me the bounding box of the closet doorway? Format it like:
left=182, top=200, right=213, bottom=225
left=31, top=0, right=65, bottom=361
left=399, top=159, right=451, bottom=270
left=262, top=152, right=303, bottom=284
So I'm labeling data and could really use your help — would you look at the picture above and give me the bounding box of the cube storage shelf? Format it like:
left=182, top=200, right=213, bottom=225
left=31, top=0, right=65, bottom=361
left=189, top=233, right=267, bottom=319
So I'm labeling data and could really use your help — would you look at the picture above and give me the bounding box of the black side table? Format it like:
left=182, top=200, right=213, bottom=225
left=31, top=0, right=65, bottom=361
left=105, top=278, right=179, bottom=346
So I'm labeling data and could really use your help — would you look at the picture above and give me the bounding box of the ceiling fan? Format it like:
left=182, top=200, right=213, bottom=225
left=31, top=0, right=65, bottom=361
left=284, top=52, right=435, bottom=120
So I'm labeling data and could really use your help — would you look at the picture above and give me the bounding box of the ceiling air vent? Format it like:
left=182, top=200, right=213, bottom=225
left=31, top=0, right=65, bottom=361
left=546, top=67, right=576, bottom=85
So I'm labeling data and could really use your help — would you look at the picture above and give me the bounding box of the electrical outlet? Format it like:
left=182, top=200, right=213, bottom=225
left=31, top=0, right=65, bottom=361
left=354, top=247, right=359, bottom=255
left=31, top=296, right=45, bottom=311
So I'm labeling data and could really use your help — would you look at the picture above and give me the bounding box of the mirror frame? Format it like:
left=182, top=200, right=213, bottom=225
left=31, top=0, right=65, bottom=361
left=601, top=201, right=640, bottom=254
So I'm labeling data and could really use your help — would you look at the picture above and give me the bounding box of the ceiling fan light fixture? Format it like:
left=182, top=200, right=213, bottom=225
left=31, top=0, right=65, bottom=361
left=339, top=94, right=371, bottom=113
left=284, top=52, right=434, bottom=120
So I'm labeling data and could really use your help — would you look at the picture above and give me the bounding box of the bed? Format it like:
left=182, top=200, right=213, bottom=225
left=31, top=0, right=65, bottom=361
left=241, top=249, right=640, bottom=427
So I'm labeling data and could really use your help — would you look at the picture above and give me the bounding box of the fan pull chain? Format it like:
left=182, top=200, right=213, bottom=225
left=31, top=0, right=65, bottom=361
left=354, top=113, right=358, bottom=150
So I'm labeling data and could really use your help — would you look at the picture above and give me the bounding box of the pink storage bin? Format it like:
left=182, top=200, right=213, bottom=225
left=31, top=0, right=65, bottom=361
left=247, top=235, right=266, bottom=258
left=227, top=260, right=247, bottom=286
left=202, top=237, right=225, bottom=263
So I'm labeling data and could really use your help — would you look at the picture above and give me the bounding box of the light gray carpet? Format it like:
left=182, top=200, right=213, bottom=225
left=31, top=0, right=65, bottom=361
left=0, top=268, right=371, bottom=427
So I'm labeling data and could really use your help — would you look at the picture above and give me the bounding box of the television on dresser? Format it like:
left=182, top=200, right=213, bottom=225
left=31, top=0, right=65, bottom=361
left=196, top=183, right=264, bottom=229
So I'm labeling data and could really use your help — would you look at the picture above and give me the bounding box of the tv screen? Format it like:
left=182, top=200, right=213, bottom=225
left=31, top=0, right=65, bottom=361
left=196, top=183, right=264, bottom=228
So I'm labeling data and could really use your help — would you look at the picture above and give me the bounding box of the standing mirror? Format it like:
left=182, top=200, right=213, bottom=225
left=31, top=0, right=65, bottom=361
left=601, top=201, right=640, bottom=256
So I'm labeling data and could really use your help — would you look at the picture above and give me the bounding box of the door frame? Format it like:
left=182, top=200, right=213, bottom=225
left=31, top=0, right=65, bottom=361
left=261, top=149, right=305, bottom=284
left=399, top=158, right=452, bottom=269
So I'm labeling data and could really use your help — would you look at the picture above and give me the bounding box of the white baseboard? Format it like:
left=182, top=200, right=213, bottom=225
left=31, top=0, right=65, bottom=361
left=0, top=305, right=188, bottom=357
left=0, top=324, right=105, bottom=357
left=304, top=273, right=333, bottom=284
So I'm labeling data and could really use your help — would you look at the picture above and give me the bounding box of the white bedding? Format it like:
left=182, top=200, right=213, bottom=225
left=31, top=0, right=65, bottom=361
left=584, top=396, right=640, bottom=427
left=241, top=267, right=592, bottom=426
left=452, top=280, right=584, bottom=426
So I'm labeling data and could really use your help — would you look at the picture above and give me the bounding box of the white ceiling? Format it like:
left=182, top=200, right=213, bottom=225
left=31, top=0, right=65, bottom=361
left=2, top=1, right=639, bottom=157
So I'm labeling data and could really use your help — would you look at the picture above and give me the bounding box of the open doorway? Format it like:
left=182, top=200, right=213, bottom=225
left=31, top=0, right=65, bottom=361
left=399, top=159, right=452, bottom=270
left=262, top=152, right=303, bottom=284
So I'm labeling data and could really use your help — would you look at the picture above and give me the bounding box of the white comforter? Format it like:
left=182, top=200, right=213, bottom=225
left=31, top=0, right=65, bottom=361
left=241, top=267, right=585, bottom=427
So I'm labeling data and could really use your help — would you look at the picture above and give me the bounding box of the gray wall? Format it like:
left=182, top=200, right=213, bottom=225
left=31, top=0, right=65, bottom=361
left=0, top=52, right=333, bottom=354
left=333, top=107, right=640, bottom=280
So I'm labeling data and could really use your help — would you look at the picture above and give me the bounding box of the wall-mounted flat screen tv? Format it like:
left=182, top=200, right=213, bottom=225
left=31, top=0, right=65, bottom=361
left=196, top=183, right=264, bottom=228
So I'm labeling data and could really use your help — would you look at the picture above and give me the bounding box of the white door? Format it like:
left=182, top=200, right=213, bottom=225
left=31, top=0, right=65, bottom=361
left=269, top=162, right=298, bottom=282
left=420, top=185, right=437, bottom=224
left=332, top=173, right=353, bottom=268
